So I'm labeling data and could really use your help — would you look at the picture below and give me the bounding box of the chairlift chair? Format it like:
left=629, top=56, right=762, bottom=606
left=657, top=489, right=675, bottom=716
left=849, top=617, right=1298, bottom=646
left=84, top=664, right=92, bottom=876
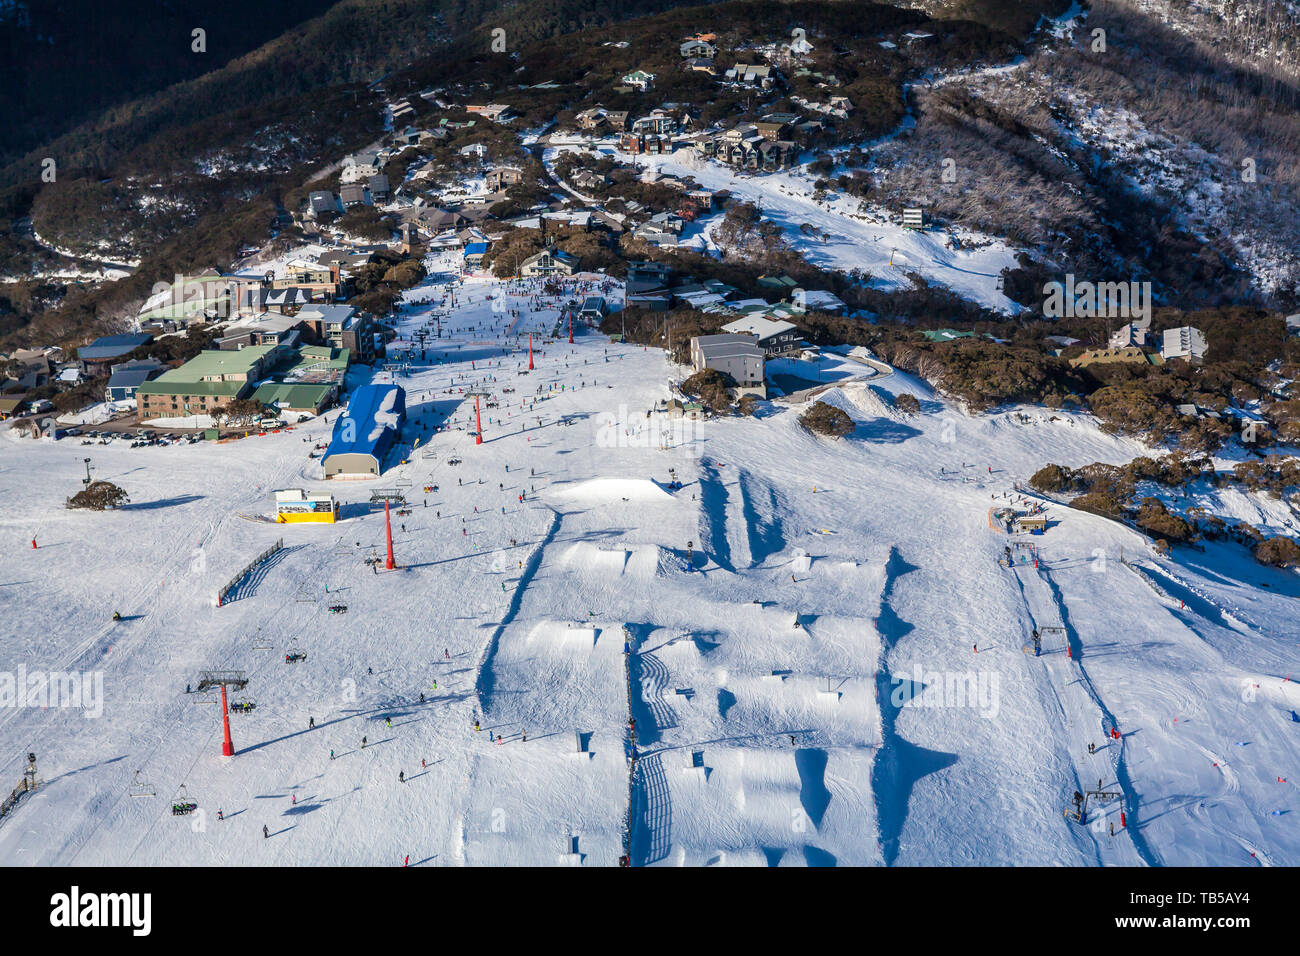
left=129, top=770, right=156, bottom=798
left=171, top=783, right=198, bottom=816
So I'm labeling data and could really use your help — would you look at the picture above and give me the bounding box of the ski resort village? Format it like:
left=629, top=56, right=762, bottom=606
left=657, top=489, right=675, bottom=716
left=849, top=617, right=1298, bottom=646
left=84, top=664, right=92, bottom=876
left=1, top=0, right=1299, bottom=874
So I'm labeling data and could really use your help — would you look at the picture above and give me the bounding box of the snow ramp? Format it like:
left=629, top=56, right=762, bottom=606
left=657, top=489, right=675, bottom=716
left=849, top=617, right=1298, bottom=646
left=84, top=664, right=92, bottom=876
left=561, top=542, right=665, bottom=578
left=551, top=477, right=676, bottom=504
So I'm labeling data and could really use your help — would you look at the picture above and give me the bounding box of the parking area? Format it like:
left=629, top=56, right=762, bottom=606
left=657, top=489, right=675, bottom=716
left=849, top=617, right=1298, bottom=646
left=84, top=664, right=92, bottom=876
left=59, top=412, right=207, bottom=446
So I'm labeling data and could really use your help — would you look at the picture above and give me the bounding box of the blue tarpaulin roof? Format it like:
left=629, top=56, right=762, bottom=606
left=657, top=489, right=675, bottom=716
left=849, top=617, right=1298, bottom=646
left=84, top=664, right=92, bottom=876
left=323, top=384, right=406, bottom=466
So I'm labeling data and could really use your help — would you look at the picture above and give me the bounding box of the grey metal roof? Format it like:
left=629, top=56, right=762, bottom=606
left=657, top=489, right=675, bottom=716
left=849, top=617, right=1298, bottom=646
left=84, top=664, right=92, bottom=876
left=78, top=333, right=153, bottom=360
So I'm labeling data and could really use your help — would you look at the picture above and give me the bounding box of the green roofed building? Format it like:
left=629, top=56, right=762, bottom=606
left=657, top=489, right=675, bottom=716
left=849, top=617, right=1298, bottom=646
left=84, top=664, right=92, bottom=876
left=920, top=328, right=976, bottom=342
left=136, top=344, right=284, bottom=420
left=252, top=382, right=336, bottom=415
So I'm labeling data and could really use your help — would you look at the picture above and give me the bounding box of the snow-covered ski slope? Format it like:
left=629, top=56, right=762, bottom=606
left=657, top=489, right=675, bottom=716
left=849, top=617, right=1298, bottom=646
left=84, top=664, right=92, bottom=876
left=1, top=259, right=1297, bottom=866
left=543, top=140, right=1023, bottom=313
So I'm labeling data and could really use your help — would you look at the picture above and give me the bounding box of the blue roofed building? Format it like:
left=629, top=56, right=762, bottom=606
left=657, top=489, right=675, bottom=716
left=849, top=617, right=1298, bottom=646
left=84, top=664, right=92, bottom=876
left=322, top=383, right=406, bottom=477
left=105, top=360, right=166, bottom=403
left=463, top=242, right=490, bottom=269
left=78, top=333, right=154, bottom=373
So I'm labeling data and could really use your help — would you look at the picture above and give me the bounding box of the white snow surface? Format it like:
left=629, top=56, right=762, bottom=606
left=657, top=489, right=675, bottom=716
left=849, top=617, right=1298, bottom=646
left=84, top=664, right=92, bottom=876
left=1, top=254, right=1297, bottom=866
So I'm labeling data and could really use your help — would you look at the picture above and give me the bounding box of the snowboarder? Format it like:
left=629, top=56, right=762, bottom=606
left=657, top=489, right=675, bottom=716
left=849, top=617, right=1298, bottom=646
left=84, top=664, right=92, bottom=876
left=112, top=611, right=122, bottom=622
left=361, top=736, right=367, bottom=749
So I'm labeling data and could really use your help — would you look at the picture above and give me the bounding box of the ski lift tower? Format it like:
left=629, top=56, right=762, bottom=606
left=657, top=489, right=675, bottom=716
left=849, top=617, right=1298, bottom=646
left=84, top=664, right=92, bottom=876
left=196, top=670, right=249, bottom=757
left=528, top=333, right=534, bottom=371
left=383, top=499, right=397, bottom=570
left=467, top=390, right=490, bottom=445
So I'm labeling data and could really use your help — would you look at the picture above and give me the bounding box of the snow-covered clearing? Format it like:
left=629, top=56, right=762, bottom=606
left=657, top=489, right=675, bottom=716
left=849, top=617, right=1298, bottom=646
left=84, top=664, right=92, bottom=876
left=544, top=142, right=1024, bottom=314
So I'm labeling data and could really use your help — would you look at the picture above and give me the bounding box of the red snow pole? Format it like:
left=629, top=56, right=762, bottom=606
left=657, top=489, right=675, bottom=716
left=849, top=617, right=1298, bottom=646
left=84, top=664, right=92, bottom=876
left=384, top=499, right=396, bottom=570
left=475, top=395, right=483, bottom=445
left=528, top=333, right=534, bottom=371
left=1120, top=811, right=1127, bottom=829
left=568, top=313, right=573, bottom=344
left=220, top=683, right=235, bottom=757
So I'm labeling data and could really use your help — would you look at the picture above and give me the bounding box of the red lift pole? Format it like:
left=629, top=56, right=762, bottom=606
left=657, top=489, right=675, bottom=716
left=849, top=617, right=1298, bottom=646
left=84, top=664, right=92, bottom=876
left=528, top=333, right=534, bottom=370
left=568, top=312, right=573, bottom=344
left=220, top=684, right=234, bottom=756
left=197, top=671, right=248, bottom=758
left=474, top=395, right=484, bottom=445
left=384, top=499, right=396, bottom=570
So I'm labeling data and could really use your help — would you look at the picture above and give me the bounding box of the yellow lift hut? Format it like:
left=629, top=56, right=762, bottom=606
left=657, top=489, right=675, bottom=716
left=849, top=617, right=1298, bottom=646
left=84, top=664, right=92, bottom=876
left=273, top=489, right=338, bottom=523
